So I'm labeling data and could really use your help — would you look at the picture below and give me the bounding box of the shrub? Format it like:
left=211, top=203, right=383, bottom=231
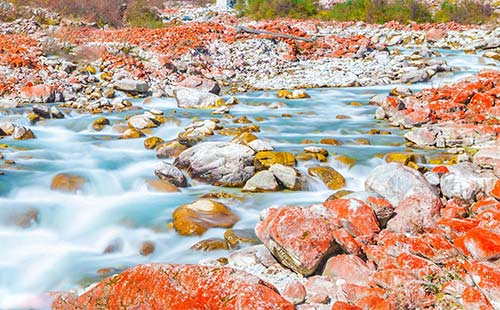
left=325, top=0, right=433, bottom=23
left=10, top=0, right=164, bottom=28
left=126, top=0, right=164, bottom=28
left=435, top=0, right=495, bottom=24
left=239, top=0, right=318, bottom=19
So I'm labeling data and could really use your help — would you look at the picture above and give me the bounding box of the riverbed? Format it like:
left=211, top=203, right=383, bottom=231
left=0, top=50, right=498, bottom=309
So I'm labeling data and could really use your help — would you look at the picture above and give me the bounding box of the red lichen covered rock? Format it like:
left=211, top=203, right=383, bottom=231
left=322, top=254, right=373, bottom=286
left=464, top=261, right=500, bottom=308
left=463, top=227, right=500, bottom=260
left=323, top=198, right=381, bottom=237
left=51, top=264, right=294, bottom=310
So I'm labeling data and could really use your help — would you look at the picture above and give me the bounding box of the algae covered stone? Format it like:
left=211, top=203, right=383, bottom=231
left=308, top=166, right=345, bottom=190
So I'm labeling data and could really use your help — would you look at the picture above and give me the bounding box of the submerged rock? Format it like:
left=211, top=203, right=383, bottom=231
left=50, top=173, right=87, bottom=193
left=172, top=199, right=239, bottom=236
left=175, top=142, right=255, bottom=187
left=52, top=264, right=294, bottom=310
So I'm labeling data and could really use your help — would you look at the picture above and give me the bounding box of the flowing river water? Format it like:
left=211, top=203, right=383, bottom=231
left=0, top=50, right=498, bottom=309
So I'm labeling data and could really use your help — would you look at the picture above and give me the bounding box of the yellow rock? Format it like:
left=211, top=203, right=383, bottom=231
left=172, top=199, right=239, bottom=236
left=356, top=138, right=371, bottom=145
left=119, top=128, right=143, bottom=139
left=308, top=166, right=345, bottom=190
left=86, top=66, right=97, bottom=75
left=92, top=117, right=110, bottom=131
left=350, top=101, right=362, bottom=106
left=50, top=173, right=87, bottom=193
left=144, top=136, right=164, bottom=149
left=326, top=189, right=354, bottom=201
left=145, top=179, right=179, bottom=192
left=335, top=155, right=357, bottom=168
left=232, top=132, right=257, bottom=145
left=277, top=90, right=292, bottom=98
left=190, top=238, right=230, bottom=251
left=224, top=228, right=259, bottom=248
left=320, top=138, right=342, bottom=145
left=100, top=72, right=113, bottom=81
left=254, top=151, right=296, bottom=170
left=26, top=113, right=40, bottom=124
left=296, top=152, right=327, bottom=162
left=385, top=152, right=426, bottom=166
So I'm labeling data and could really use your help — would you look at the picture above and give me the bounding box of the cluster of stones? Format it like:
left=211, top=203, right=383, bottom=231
left=373, top=71, right=500, bottom=149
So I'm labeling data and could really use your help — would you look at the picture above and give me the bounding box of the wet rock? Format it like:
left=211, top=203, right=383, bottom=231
left=145, top=179, right=179, bottom=192
left=191, top=238, right=230, bottom=251
left=139, top=241, right=155, bottom=256
left=243, top=170, right=279, bottom=192
left=7, top=208, right=39, bottom=228
left=232, top=132, right=257, bottom=145
left=172, top=199, right=239, bottom=236
left=144, top=136, right=164, bottom=149
left=119, top=128, right=144, bottom=139
left=254, top=151, right=296, bottom=170
left=0, top=122, right=14, bottom=136
left=155, top=140, right=187, bottom=158
left=365, top=163, right=436, bottom=206
left=91, top=118, right=110, bottom=131
left=323, top=254, right=373, bottom=286
left=32, top=104, right=51, bottom=118
left=308, top=166, right=345, bottom=190
left=224, top=228, right=259, bottom=248
left=174, top=88, right=224, bottom=109
left=154, top=161, right=188, bottom=187
left=50, top=173, right=87, bottom=193
left=400, top=70, right=429, bottom=84
left=50, top=106, right=64, bottom=119
left=269, top=164, right=305, bottom=190
left=115, top=79, right=149, bottom=93
left=178, top=76, right=221, bottom=95
left=52, top=264, right=294, bottom=310
left=127, top=114, right=158, bottom=130
left=175, top=142, right=255, bottom=187
left=12, top=125, right=34, bottom=140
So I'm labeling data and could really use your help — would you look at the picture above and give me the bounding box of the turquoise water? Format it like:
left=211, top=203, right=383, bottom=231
left=0, top=50, right=498, bottom=309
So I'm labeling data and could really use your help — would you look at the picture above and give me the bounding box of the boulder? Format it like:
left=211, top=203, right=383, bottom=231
left=32, top=104, right=51, bottom=118
left=12, top=125, right=35, bottom=140
left=144, top=136, right=164, bottom=149
left=308, top=166, right=345, bottom=190
left=51, top=264, right=294, bottom=310
left=323, top=198, right=380, bottom=236
left=172, top=199, right=239, bottom=236
left=114, top=79, right=149, bottom=93
left=191, top=238, right=230, bottom=251
left=255, top=205, right=340, bottom=276
left=464, top=261, right=500, bottom=308
left=177, top=76, right=221, bottom=95
left=242, top=170, right=279, bottom=192
left=127, top=114, right=158, bottom=130
left=247, top=139, right=274, bottom=152
left=440, top=163, right=497, bottom=201
left=155, top=162, right=188, bottom=187
left=269, top=164, right=305, bottom=190
left=174, top=88, right=224, bottom=109
left=463, top=227, right=500, bottom=260
left=175, top=142, right=255, bottom=187
left=0, top=122, right=14, bottom=136
left=365, top=163, right=436, bottom=206
left=322, top=254, right=373, bottom=286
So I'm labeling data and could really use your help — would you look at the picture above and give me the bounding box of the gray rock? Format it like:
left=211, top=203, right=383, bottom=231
left=365, top=163, right=437, bottom=206
left=50, top=106, right=64, bottom=119
left=154, top=161, right=188, bottom=187
left=368, top=94, right=387, bottom=106
left=177, top=76, right=221, bottom=95
left=174, top=88, right=223, bottom=109
left=247, top=139, right=274, bottom=152
left=12, top=125, right=34, bottom=140
left=33, top=104, right=51, bottom=118
left=175, top=142, right=255, bottom=187
left=400, top=70, right=429, bottom=84
left=404, top=128, right=436, bottom=147
left=269, top=164, right=304, bottom=190
left=127, top=114, right=158, bottom=130
left=242, top=170, right=278, bottom=192
left=115, top=79, right=149, bottom=93
left=0, top=121, right=14, bottom=135
left=440, top=163, right=497, bottom=201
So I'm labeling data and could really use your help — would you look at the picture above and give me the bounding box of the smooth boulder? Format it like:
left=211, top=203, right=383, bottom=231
left=174, top=88, right=224, bottom=109
left=174, top=142, right=255, bottom=187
